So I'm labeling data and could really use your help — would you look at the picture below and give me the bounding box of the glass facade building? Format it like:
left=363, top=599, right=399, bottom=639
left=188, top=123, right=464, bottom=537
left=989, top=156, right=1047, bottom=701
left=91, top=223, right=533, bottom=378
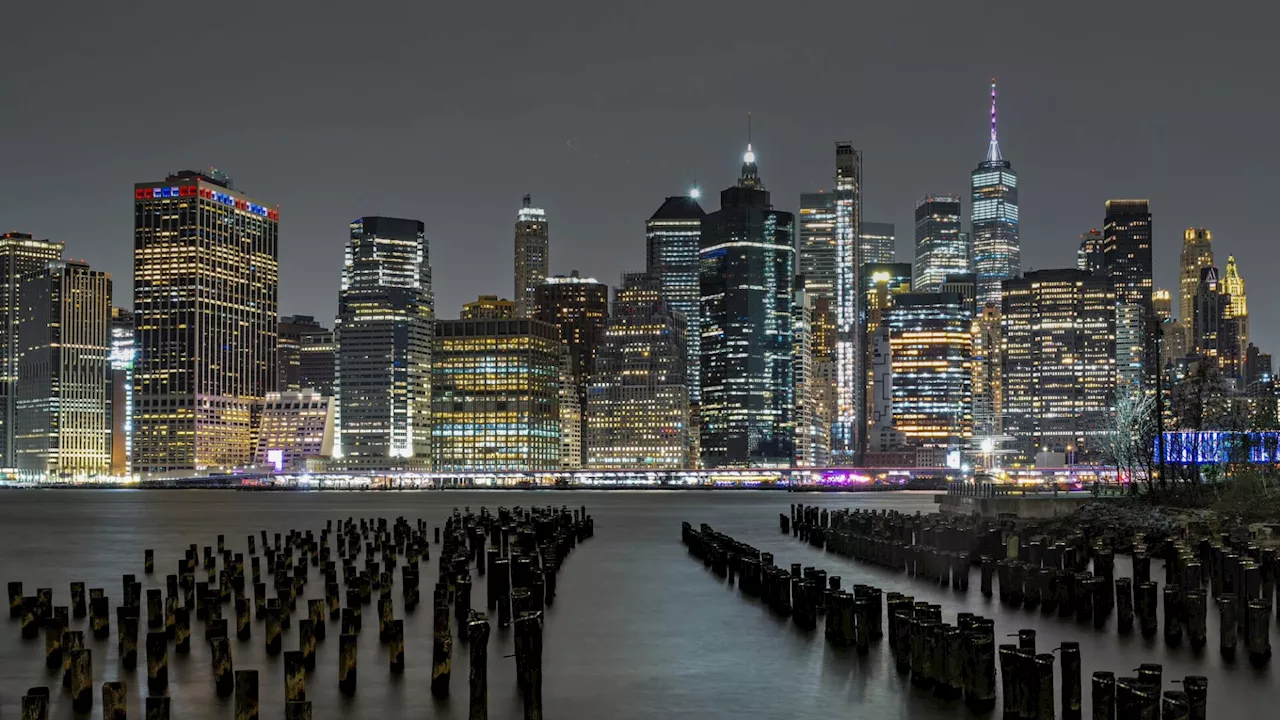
left=912, top=194, right=967, bottom=294
left=860, top=222, right=896, bottom=266
left=133, top=170, right=278, bottom=473
left=1103, top=199, right=1154, bottom=387
left=298, top=330, right=335, bottom=397
left=646, top=195, right=704, bottom=403
left=584, top=273, right=690, bottom=469
left=797, top=192, right=837, bottom=307
left=533, top=271, right=609, bottom=391
left=885, top=293, right=972, bottom=451
left=970, top=81, right=1020, bottom=306
left=110, top=308, right=134, bottom=476
left=277, top=315, right=326, bottom=392
left=255, top=389, right=335, bottom=471
left=431, top=318, right=561, bottom=471
left=335, top=216, right=432, bottom=464
left=860, top=263, right=913, bottom=456
left=1001, top=269, right=1116, bottom=462
left=1179, top=228, right=1214, bottom=328
left=1077, top=229, right=1106, bottom=275
left=699, top=145, right=795, bottom=468
left=513, top=195, right=549, bottom=318
left=833, top=143, right=862, bottom=462
left=0, top=232, right=63, bottom=470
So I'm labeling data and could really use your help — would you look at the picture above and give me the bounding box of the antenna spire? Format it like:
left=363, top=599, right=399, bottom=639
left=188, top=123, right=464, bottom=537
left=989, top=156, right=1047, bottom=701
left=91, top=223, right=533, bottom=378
left=986, top=78, right=1003, bottom=163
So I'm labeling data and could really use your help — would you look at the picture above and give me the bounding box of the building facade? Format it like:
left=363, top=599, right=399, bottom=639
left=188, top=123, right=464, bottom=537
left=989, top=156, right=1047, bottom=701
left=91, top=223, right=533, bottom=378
left=912, top=194, right=967, bottom=294
left=970, top=81, right=1020, bottom=306
left=431, top=318, right=561, bottom=471
left=133, top=170, right=278, bottom=473
left=885, top=293, right=973, bottom=452
left=1221, top=255, right=1248, bottom=365
left=797, top=192, right=837, bottom=306
left=110, top=308, right=135, bottom=476
left=1179, top=228, right=1214, bottom=329
left=298, top=330, right=335, bottom=397
left=1191, top=266, right=1239, bottom=378
left=461, top=295, right=516, bottom=320
left=15, top=261, right=112, bottom=478
left=1103, top=200, right=1154, bottom=388
left=860, top=222, right=896, bottom=266
left=334, top=216, right=433, bottom=465
left=1001, top=269, right=1116, bottom=462
left=833, top=142, right=862, bottom=463
left=513, top=195, right=549, bottom=318
left=557, top=348, right=581, bottom=470
left=1077, top=229, right=1105, bottom=275
left=699, top=144, right=795, bottom=468
left=859, top=263, right=913, bottom=457
left=255, top=389, right=335, bottom=471
left=584, top=273, right=691, bottom=469
left=646, top=195, right=704, bottom=403
left=277, top=315, right=326, bottom=392
left=533, top=271, right=609, bottom=392
left=0, top=232, right=64, bottom=470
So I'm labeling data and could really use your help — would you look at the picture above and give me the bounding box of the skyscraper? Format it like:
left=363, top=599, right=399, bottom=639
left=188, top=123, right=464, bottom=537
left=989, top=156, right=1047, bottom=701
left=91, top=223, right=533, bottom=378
left=255, top=390, right=335, bottom=471
left=913, top=194, right=967, bottom=293
left=885, top=293, right=973, bottom=452
left=646, top=195, right=704, bottom=403
left=430, top=318, right=561, bottom=471
left=277, top=315, right=326, bottom=392
left=792, top=281, right=825, bottom=467
left=533, top=271, right=609, bottom=392
left=0, top=232, right=63, bottom=470
left=15, top=261, right=112, bottom=478
left=461, top=295, right=516, bottom=320
left=110, top=308, right=135, bottom=476
left=1104, top=199, right=1154, bottom=387
left=833, top=142, right=862, bottom=462
left=334, top=216, right=433, bottom=465
left=1179, top=228, right=1214, bottom=327
left=133, top=170, right=278, bottom=473
left=584, top=273, right=690, bottom=469
left=860, top=222, right=896, bottom=266
left=1001, top=270, right=1115, bottom=462
left=1222, top=255, right=1248, bottom=363
left=797, top=192, right=837, bottom=306
left=298, top=330, right=336, bottom=397
left=1192, top=266, right=1240, bottom=378
left=970, top=80, right=1020, bottom=306
left=1077, top=229, right=1105, bottom=275
left=513, top=195, right=549, bottom=318
left=860, top=263, right=913, bottom=456
left=699, top=142, right=795, bottom=468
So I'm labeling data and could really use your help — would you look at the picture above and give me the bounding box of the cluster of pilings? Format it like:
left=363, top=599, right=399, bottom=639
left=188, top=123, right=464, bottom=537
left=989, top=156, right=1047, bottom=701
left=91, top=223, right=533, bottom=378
left=6, top=504, right=594, bottom=719
left=1087, top=666, right=1207, bottom=720
left=786, top=504, right=1273, bottom=670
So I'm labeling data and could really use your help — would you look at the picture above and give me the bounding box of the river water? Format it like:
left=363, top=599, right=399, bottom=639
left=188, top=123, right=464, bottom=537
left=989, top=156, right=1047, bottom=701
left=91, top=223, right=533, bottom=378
left=0, top=490, right=1268, bottom=718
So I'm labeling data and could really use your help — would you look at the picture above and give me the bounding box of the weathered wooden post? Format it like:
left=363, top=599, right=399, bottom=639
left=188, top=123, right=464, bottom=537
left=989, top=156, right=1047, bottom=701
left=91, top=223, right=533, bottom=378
left=20, top=596, right=38, bottom=638
left=234, top=669, right=259, bottom=720
left=998, top=644, right=1019, bottom=719
left=71, top=648, right=93, bottom=712
left=1137, top=581, right=1159, bottom=638
left=145, top=548, right=155, bottom=574
left=147, top=631, right=168, bottom=692
left=7, top=580, right=22, bottom=618
left=120, top=611, right=139, bottom=669
left=145, top=696, right=171, bottom=720
left=285, top=701, right=312, bottom=720
left=265, top=601, right=282, bottom=655
left=70, top=581, right=86, bottom=618
left=299, top=618, right=316, bottom=670
left=1058, top=641, right=1081, bottom=719
left=515, top=611, right=544, bottom=720
left=43, top=617, right=63, bottom=670
left=174, top=606, right=191, bottom=653
left=433, top=586, right=453, bottom=697
left=102, top=681, right=127, bottom=720
left=1182, top=676, right=1207, bottom=720
left=147, top=588, right=163, bottom=629
left=339, top=633, right=358, bottom=695
left=1091, top=671, right=1116, bottom=720
left=211, top=636, right=234, bottom=696
left=468, top=611, right=490, bottom=720
left=285, top=650, right=306, bottom=702
left=1246, top=598, right=1271, bottom=667
left=1219, top=594, right=1237, bottom=660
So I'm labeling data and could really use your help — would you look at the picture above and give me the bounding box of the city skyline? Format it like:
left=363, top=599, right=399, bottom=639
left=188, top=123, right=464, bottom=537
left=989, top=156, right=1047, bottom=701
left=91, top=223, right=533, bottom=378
left=3, top=4, right=1274, bottom=352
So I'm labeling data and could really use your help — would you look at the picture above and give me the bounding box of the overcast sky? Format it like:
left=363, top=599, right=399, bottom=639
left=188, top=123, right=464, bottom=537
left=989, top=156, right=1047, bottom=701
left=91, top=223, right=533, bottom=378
left=3, top=1, right=1277, bottom=351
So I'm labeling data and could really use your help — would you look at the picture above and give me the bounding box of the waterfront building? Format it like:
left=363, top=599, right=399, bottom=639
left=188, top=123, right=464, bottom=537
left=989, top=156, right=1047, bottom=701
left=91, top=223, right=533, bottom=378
left=334, top=216, right=432, bottom=465
left=885, top=293, right=973, bottom=452
left=699, top=142, right=795, bottom=468
left=792, top=282, right=825, bottom=467
left=15, top=261, right=112, bottom=478
left=110, top=308, right=134, bottom=476
left=557, top=348, right=581, bottom=470
left=646, top=195, right=704, bottom=402
left=298, top=330, right=336, bottom=397
left=912, top=194, right=967, bottom=293
left=430, top=318, right=561, bottom=471
left=278, top=315, right=326, bottom=392
left=534, top=271, right=609, bottom=391
left=1116, top=302, right=1147, bottom=391
left=133, top=170, right=278, bottom=473
left=513, top=195, right=549, bottom=318
left=970, top=80, right=1020, bottom=305
left=0, top=232, right=63, bottom=470
left=255, top=389, right=335, bottom=471
left=461, top=295, right=516, bottom=320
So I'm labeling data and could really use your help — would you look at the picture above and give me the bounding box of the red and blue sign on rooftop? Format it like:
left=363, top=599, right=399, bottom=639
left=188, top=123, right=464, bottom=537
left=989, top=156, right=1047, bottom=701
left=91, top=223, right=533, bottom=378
left=134, top=185, right=278, bottom=221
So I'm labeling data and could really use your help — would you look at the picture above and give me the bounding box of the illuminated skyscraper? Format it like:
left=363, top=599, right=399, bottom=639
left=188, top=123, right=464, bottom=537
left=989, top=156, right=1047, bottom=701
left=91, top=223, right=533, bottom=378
left=277, top=315, right=326, bottom=392
left=1152, top=289, right=1173, bottom=322
left=110, top=308, right=135, bottom=476
left=298, top=330, right=336, bottom=397
left=793, top=281, right=826, bottom=467
left=913, top=194, right=967, bottom=293
left=461, top=295, right=516, bottom=320
left=335, top=216, right=432, bottom=465
left=970, top=80, right=1020, bottom=306
left=885, top=293, right=973, bottom=451
left=833, top=143, right=862, bottom=462
left=1077, top=229, right=1105, bottom=275
left=133, top=170, right=278, bottom=473
left=798, top=192, right=837, bottom=312
left=860, top=222, right=896, bottom=266
left=1179, top=228, right=1214, bottom=327
left=534, top=271, right=609, bottom=391
left=0, top=232, right=63, bottom=470
left=971, top=306, right=1003, bottom=440
left=1222, top=255, right=1248, bottom=362
left=255, top=390, right=335, bottom=471
left=513, top=195, right=549, bottom=318
left=1192, top=266, right=1240, bottom=378
left=699, top=142, right=795, bottom=468
left=15, top=261, right=113, bottom=479
left=430, top=318, right=561, bottom=471
left=1104, top=200, right=1154, bottom=386
left=1001, top=269, right=1115, bottom=462
left=557, top=348, right=581, bottom=470
left=646, top=195, right=704, bottom=404
left=584, top=273, right=690, bottom=469
left=860, top=263, right=912, bottom=455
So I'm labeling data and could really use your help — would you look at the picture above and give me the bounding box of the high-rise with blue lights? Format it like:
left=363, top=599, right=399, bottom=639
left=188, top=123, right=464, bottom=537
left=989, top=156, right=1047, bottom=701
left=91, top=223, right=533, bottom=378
left=699, top=143, right=795, bottom=468
left=646, top=195, right=704, bottom=404
left=833, top=142, right=862, bottom=463
left=971, top=80, right=1020, bottom=306
left=913, top=194, right=967, bottom=293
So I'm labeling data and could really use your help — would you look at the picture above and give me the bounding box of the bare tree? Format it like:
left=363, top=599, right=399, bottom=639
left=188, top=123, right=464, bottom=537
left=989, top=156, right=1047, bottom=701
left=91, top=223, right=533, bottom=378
left=1099, top=387, right=1158, bottom=493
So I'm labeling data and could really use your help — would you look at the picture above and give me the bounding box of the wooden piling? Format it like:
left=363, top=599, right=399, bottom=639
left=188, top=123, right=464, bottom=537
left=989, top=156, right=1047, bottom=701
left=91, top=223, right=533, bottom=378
left=1246, top=598, right=1271, bottom=667
left=339, top=633, right=358, bottom=695
left=1182, top=676, right=1207, bottom=720
left=8, top=580, right=22, bottom=618
left=145, top=696, right=170, bottom=720
left=211, top=635, right=234, bottom=697
left=102, top=681, right=127, bottom=720
left=285, top=650, right=306, bottom=702
left=70, top=648, right=93, bottom=712
left=147, top=631, right=168, bottom=692
left=432, top=587, right=453, bottom=697
left=43, top=617, right=63, bottom=670
left=265, top=602, right=282, bottom=655
left=70, top=581, right=86, bottom=618
left=1091, top=671, right=1115, bottom=720
left=234, top=669, right=259, bottom=720
left=1219, top=594, right=1237, bottom=660
left=174, top=606, right=190, bottom=653
left=120, top=611, right=139, bottom=669
left=389, top=618, right=405, bottom=673
left=299, top=618, right=316, bottom=670
left=515, top=611, right=544, bottom=720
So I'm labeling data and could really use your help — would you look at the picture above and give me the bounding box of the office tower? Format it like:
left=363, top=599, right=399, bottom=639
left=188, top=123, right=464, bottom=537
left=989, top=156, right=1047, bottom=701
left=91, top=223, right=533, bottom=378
left=584, top=273, right=691, bottom=469
left=1103, top=200, right=1153, bottom=308
left=646, top=194, right=705, bottom=403
left=1192, top=266, right=1240, bottom=378
left=534, top=271, right=609, bottom=390
left=797, top=192, right=838, bottom=305
left=277, top=315, right=326, bottom=392
left=833, top=143, right=862, bottom=462
left=792, top=282, right=826, bottom=467
left=15, top=261, right=112, bottom=478
left=1179, top=228, right=1214, bottom=327
left=335, top=216, right=433, bottom=465
left=1244, top=344, right=1273, bottom=390
left=430, top=318, right=561, bottom=471
left=970, top=80, right=1020, bottom=306
left=1152, top=289, right=1173, bottom=322
left=298, top=330, right=336, bottom=397
left=1116, top=303, right=1147, bottom=391
left=513, top=195, right=549, bottom=318
left=461, top=295, right=515, bottom=320
left=1163, top=319, right=1189, bottom=370
left=557, top=348, right=581, bottom=470
left=913, top=194, right=967, bottom=293
left=1222, top=255, right=1248, bottom=361
left=940, top=272, right=978, bottom=313
left=699, top=142, right=796, bottom=468
left=1001, top=269, right=1116, bottom=462
left=885, top=293, right=973, bottom=452
left=133, top=170, right=278, bottom=473
left=860, top=222, right=896, bottom=266
left=859, top=263, right=912, bottom=457
left=110, top=308, right=135, bottom=476
left=0, top=232, right=64, bottom=469
left=255, top=389, right=335, bottom=471
left=1077, top=229, right=1105, bottom=275
left=971, top=306, right=1003, bottom=440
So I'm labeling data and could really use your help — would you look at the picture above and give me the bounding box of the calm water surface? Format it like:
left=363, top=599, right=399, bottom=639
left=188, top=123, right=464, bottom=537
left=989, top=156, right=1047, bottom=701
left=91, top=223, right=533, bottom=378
left=0, top=490, right=1271, bottom=718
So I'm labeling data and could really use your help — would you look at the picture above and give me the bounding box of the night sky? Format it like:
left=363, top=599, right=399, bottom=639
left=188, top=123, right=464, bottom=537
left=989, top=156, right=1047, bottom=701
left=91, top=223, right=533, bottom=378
left=3, top=2, right=1275, bottom=350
